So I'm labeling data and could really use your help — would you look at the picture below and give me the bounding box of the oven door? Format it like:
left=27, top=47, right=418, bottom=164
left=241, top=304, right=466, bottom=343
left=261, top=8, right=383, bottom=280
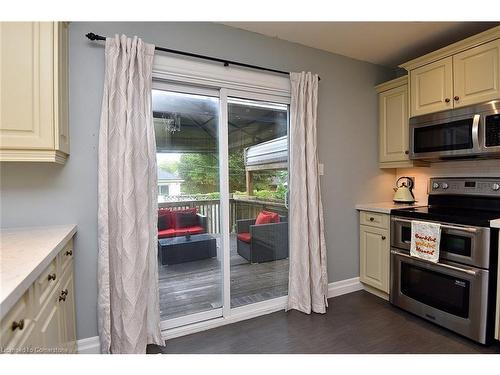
left=390, top=249, right=490, bottom=344
left=391, top=216, right=490, bottom=268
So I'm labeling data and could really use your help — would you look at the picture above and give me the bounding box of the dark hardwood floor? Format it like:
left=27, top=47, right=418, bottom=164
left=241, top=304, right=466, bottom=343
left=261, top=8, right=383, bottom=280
left=148, top=290, right=500, bottom=354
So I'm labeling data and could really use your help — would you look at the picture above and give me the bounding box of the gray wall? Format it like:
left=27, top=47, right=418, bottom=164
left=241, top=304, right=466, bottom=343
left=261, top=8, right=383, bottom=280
left=0, top=22, right=395, bottom=340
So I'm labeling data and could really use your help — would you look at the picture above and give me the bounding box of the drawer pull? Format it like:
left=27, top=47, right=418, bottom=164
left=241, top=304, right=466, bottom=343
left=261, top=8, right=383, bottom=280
left=65, top=250, right=73, bottom=256
left=61, top=289, right=69, bottom=296
left=11, top=319, right=24, bottom=331
left=369, top=217, right=375, bottom=221
left=48, top=273, right=57, bottom=281
left=381, top=236, right=386, bottom=240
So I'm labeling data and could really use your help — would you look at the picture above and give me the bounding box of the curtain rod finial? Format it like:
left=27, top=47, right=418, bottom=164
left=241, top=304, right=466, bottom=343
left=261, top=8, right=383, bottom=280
left=86, top=32, right=100, bottom=41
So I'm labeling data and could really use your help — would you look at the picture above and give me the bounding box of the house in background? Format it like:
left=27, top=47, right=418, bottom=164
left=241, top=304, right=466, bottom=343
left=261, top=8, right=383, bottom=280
left=157, top=168, right=183, bottom=201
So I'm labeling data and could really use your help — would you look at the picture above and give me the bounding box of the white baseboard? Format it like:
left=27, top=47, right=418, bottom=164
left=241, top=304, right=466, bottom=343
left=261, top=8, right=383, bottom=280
left=76, top=336, right=100, bottom=354
left=327, top=276, right=364, bottom=298
left=76, top=276, right=363, bottom=353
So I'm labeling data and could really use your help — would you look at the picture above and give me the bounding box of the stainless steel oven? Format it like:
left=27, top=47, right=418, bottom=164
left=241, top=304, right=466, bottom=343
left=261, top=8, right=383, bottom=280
left=390, top=177, right=500, bottom=344
left=391, top=217, right=491, bottom=269
left=409, top=100, right=500, bottom=161
left=391, top=249, right=490, bottom=343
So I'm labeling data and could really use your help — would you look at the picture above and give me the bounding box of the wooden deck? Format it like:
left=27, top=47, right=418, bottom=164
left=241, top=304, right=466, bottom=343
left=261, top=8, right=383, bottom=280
left=158, top=233, right=289, bottom=321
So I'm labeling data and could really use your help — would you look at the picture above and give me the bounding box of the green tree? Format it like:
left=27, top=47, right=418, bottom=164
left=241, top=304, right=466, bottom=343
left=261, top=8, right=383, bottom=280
left=177, top=150, right=288, bottom=200
left=178, top=153, right=218, bottom=194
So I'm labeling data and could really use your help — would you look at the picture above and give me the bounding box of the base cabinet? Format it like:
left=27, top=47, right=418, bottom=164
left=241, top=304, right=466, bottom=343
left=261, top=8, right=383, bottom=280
left=0, top=237, right=76, bottom=354
left=359, top=211, right=390, bottom=298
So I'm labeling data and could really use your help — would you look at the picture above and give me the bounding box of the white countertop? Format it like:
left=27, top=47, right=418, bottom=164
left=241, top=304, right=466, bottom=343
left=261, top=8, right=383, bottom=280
left=355, top=201, right=427, bottom=214
left=491, top=219, right=500, bottom=229
left=0, top=224, right=76, bottom=319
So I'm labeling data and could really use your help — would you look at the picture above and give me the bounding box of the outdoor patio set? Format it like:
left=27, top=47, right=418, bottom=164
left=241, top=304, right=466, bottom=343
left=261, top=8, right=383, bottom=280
left=157, top=208, right=288, bottom=265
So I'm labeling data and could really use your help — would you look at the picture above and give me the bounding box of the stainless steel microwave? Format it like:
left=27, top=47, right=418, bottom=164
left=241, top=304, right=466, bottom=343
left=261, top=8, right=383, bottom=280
left=409, top=100, right=500, bottom=161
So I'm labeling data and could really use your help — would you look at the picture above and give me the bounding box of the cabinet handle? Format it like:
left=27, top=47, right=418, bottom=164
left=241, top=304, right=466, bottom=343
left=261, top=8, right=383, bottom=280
left=454, top=96, right=460, bottom=101
left=65, top=250, right=73, bottom=256
left=11, top=319, right=24, bottom=331
left=369, top=217, right=375, bottom=221
left=48, top=273, right=57, bottom=281
left=405, top=150, right=409, bottom=155
left=445, top=98, right=450, bottom=103
left=381, top=236, right=386, bottom=240
left=61, top=289, right=68, bottom=296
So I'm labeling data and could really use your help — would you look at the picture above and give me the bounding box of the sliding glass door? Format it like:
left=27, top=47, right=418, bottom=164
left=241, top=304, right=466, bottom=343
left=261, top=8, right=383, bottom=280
left=153, top=81, right=290, bottom=329
left=153, top=84, right=223, bottom=327
left=227, top=97, right=289, bottom=308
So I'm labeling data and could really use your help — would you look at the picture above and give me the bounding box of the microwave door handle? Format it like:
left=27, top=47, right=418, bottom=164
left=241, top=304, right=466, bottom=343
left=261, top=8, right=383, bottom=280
left=472, top=114, right=480, bottom=149
left=391, top=217, right=478, bottom=233
left=391, top=250, right=477, bottom=276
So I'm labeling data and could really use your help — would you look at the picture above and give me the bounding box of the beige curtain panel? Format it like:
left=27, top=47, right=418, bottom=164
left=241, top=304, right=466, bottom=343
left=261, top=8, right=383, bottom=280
left=97, top=35, right=163, bottom=353
left=287, top=71, right=329, bottom=314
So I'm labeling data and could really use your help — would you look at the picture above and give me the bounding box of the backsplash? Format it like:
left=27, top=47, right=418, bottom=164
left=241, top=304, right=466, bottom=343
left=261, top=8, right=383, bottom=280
left=397, top=159, right=500, bottom=204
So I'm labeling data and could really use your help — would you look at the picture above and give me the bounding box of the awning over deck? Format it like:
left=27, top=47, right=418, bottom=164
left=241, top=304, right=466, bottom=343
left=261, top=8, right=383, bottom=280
left=244, top=135, right=288, bottom=171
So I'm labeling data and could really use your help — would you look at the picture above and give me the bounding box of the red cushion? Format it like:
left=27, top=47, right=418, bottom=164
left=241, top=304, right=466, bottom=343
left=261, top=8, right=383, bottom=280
left=158, top=209, right=173, bottom=230
left=255, top=211, right=279, bottom=225
left=158, top=228, right=176, bottom=239
left=237, top=232, right=251, bottom=243
left=173, top=226, right=205, bottom=236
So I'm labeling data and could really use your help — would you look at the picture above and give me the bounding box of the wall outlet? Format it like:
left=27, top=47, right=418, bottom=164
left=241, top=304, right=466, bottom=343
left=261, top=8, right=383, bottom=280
left=319, top=163, right=324, bottom=176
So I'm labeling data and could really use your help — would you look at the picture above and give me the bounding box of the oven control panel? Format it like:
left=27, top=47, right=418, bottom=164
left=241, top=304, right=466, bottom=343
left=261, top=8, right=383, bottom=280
left=429, top=177, right=500, bottom=196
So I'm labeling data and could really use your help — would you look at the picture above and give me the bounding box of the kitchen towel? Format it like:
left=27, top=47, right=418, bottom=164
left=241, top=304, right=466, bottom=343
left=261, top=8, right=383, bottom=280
left=410, top=220, right=441, bottom=263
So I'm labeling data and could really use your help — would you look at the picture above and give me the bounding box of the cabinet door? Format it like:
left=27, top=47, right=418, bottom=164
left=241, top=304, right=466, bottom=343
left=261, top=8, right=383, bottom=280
left=379, top=84, right=409, bottom=163
left=36, top=287, right=64, bottom=354
left=59, top=267, right=76, bottom=353
left=360, top=225, right=389, bottom=293
left=410, top=57, right=453, bottom=117
left=0, top=22, right=55, bottom=149
left=453, top=39, right=500, bottom=108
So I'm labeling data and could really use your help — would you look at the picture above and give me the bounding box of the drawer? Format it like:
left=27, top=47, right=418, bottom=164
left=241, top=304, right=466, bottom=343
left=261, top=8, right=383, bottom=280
left=34, top=258, right=59, bottom=311
left=0, top=288, right=34, bottom=350
left=360, top=211, right=390, bottom=229
left=58, top=238, right=74, bottom=273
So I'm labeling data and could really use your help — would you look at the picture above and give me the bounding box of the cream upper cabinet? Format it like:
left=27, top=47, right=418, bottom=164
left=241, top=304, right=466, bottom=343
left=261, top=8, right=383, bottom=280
left=0, top=22, right=69, bottom=163
left=401, top=26, right=500, bottom=117
left=453, top=39, right=500, bottom=108
left=376, top=77, right=424, bottom=169
left=378, top=78, right=409, bottom=165
left=410, top=57, right=453, bottom=117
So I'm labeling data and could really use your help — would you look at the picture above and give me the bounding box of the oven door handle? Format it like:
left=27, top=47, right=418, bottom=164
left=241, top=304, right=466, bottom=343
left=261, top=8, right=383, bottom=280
left=391, top=217, right=478, bottom=233
left=390, top=250, right=478, bottom=276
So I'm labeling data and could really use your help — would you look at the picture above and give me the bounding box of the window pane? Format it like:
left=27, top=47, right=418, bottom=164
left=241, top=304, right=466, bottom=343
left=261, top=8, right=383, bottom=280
left=153, top=89, right=222, bottom=321
left=228, top=97, right=289, bottom=308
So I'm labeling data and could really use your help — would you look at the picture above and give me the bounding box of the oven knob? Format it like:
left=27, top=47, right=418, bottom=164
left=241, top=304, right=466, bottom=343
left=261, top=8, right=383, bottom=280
left=432, top=182, right=440, bottom=189
left=492, top=183, right=500, bottom=191
left=441, top=182, right=449, bottom=190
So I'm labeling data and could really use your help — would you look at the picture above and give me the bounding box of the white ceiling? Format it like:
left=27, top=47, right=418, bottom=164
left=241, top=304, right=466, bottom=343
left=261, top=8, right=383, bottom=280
left=221, top=22, right=499, bottom=67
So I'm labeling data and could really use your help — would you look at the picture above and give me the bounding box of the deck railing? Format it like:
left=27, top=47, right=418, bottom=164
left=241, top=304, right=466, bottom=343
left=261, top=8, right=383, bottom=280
left=158, top=195, right=287, bottom=234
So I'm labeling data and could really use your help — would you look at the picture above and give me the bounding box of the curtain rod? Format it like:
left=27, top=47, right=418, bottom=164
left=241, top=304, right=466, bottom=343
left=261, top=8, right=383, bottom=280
left=85, top=32, right=320, bottom=81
